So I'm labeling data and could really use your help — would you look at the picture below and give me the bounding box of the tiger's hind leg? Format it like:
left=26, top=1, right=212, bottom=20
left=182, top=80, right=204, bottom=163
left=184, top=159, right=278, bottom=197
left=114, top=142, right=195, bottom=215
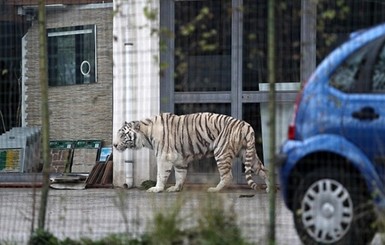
left=256, top=165, right=270, bottom=193
left=240, top=149, right=270, bottom=193
left=253, top=155, right=270, bottom=193
left=207, top=150, right=234, bottom=192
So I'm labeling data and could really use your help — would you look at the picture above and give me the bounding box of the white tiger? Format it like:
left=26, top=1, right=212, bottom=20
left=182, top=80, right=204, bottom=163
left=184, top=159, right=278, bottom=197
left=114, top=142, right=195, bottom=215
left=113, top=112, right=270, bottom=193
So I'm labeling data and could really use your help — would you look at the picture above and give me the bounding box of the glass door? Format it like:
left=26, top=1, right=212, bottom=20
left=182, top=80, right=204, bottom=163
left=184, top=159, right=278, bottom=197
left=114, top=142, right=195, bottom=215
left=163, top=0, right=267, bottom=185
left=173, top=0, right=232, bottom=184
left=160, top=0, right=299, bottom=186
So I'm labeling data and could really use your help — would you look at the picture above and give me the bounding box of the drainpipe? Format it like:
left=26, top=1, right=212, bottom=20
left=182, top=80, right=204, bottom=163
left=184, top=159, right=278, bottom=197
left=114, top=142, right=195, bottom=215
left=124, top=160, right=133, bottom=188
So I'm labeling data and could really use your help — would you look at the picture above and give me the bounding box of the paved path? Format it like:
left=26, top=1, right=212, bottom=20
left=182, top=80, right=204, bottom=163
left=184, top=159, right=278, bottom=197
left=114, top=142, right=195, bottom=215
left=0, top=188, right=382, bottom=244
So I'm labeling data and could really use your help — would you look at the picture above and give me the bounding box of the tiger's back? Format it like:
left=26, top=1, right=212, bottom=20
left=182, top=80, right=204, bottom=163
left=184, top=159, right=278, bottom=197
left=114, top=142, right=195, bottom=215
left=152, top=113, right=248, bottom=161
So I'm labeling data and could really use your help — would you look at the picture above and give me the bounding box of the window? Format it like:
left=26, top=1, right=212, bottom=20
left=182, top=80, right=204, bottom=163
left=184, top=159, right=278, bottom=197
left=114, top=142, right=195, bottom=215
left=47, top=25, right=97, bottom=86
left=329, top=44, right=369, bottom=93
left=372, top=43, right=385, bottom=92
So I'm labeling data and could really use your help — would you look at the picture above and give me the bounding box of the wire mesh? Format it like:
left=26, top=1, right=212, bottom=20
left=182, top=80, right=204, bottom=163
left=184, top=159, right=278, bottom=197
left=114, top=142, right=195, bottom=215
left=0, top=0, right=384, bottom=244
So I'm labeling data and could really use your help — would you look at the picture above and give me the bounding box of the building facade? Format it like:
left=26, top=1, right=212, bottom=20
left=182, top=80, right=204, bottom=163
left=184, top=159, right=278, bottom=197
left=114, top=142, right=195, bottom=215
left=22, top=3, right=113, bottom=143
left=2, top=0, right=385, bottom=188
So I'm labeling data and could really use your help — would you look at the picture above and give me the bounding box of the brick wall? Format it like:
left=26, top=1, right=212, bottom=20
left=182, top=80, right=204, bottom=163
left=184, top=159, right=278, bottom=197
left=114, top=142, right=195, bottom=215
left=23, top=5, right=113, bottom=145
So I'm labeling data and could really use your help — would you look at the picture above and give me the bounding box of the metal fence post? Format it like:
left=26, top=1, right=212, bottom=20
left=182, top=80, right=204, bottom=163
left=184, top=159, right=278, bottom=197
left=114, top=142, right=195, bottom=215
left=37, top=0, right=51, bottom=230
left=301, top=0, right=317, bottom=83
left=267, top=0, right=276, bottom=244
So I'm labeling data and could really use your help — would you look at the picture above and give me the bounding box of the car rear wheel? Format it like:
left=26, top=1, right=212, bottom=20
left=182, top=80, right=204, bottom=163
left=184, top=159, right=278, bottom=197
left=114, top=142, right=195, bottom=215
left=293, top=168, right=376, bottom=245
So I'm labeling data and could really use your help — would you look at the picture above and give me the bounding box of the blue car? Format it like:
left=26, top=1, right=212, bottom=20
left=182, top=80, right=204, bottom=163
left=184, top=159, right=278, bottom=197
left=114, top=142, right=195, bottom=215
left=278, top=23, right=385, bottom=245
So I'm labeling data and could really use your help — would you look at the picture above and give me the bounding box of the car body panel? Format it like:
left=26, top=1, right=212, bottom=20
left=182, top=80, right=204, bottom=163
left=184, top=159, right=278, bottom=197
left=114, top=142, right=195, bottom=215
left=279, top=134, right=385, bottom=209
left=342, top=93, right=385, bottom=180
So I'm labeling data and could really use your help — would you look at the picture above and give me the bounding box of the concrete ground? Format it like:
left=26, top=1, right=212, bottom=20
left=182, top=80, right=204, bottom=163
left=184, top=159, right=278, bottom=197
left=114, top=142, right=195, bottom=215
left=0, top=187, right=383, bottom=244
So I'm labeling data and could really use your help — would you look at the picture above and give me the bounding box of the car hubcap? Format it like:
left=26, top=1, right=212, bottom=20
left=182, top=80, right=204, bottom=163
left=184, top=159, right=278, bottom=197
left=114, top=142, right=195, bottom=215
left=301, top=178, right=353, bottom=243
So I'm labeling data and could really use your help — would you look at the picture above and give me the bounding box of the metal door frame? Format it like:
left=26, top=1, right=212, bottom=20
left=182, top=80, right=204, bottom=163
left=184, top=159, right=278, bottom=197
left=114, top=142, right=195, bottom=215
left=160, top=0, right=300, bottom=185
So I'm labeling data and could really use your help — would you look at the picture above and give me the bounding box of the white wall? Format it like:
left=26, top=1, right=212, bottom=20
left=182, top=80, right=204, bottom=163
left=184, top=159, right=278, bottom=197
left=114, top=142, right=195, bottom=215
left=113, top=0, right=160, bottom=188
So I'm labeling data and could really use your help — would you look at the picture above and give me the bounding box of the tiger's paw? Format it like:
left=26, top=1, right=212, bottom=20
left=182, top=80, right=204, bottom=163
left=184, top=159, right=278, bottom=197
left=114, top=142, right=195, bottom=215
left=147, top=187, right=164, bottom=193
left=166, top=186, right=181, bottom=192
left=207, top=187, right=220, bottom=193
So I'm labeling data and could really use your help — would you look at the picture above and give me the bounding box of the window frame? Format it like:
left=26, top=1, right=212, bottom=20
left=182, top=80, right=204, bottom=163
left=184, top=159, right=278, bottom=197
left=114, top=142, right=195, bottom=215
left=47, top=24, right=97, bottom=86
left=329, top=36, right=385, bottom=94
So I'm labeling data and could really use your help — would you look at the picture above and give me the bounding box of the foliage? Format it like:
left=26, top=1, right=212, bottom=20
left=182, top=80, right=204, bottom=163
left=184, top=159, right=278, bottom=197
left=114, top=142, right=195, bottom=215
left=147, top=198, right=185, bottom=245
left=28, top=230, right=142, bottom=245
left=140, top=180, right=156, bottom=190
left=112, top=189, right=131, bottom=235
left=316, top=0, right=350, bottom=60
left=27, top=194, right=250, bottom=245
left=378, top=211, right=385, bottom=244
left=29, top=229, right=60, bottom=245
left=193, top=194, right=248, bottom=245
left=146, top=193, right=250, bottom=245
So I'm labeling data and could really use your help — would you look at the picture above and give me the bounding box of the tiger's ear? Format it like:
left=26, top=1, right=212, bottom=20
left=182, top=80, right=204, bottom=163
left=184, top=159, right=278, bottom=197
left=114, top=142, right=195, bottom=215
left=126, top=121, right=140, bottom=131
left=133, top=121, right=140, bottom=131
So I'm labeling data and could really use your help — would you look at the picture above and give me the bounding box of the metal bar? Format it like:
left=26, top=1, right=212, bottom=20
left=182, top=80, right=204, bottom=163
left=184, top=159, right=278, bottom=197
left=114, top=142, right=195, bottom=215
left=242, top=91, right=297, bottom=103
left=37, top=0, right=51, bottom=231
left=175, top=91, right=298, bottom=104
left=267, top=0, right=276, bottom=243
left=231, top=0, right=243, bottom=119
left=160, top=0, right=175, bottom=112
left=301, top=0, right=317, bottom=83
left=6, top=0, right=111, bottom=5
left=174, top=92, right=231, bottom=104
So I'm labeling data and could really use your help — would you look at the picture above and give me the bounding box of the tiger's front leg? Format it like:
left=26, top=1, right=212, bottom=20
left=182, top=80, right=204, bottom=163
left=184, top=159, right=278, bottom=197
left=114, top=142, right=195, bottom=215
left=147, top=160, right=173, bottom=193
left=166, top=166, right=188, bottom=192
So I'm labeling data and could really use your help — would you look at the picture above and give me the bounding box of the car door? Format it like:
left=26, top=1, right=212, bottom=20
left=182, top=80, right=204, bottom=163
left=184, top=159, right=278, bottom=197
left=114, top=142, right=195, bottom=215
left=340, top=37, right=385, bottom=182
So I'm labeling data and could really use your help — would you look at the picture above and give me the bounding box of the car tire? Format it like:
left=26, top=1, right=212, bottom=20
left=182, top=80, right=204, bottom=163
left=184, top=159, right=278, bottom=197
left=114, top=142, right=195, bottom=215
left=293, top=167, right=377, bottom=245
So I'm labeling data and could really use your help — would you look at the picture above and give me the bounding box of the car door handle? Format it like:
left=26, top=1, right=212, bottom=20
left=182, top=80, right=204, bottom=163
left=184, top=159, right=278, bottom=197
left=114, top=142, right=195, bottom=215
left=352, top=107, right=379, bottom=121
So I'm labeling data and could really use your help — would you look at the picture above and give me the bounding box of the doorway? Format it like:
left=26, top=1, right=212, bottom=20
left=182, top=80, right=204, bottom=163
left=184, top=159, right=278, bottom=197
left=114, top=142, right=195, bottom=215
left=160, top=0, right=297, bottom=185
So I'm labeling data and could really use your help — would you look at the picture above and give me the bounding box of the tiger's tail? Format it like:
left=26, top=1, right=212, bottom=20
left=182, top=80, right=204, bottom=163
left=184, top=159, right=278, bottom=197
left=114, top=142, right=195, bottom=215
left=243, top=125, right=266, bottom=191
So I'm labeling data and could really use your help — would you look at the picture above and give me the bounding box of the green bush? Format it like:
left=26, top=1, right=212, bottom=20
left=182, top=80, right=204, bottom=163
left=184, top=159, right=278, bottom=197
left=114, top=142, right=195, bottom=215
left=147, top=193, right=250, bottom=245
left=29, top=229, right=60, bottom=245
left=28, top=231, right=144, bottom=245
left=194, top=195, right=248, bottom=245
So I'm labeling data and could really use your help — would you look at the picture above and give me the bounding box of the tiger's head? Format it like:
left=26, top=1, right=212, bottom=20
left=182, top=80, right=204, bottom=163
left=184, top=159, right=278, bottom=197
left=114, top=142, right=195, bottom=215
left=113, top=121, right=143, bottom=151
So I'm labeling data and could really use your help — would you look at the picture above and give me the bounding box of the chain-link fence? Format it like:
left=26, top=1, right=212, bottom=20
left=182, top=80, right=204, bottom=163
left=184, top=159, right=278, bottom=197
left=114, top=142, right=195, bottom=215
left=1, top=0, right=385, bottom=244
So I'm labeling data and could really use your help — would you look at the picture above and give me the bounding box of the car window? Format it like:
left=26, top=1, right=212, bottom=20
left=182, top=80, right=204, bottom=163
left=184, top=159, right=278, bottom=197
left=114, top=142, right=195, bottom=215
left=329, top=45, right=369, bottom=93
left=372, top=44, right=385, bottom=92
